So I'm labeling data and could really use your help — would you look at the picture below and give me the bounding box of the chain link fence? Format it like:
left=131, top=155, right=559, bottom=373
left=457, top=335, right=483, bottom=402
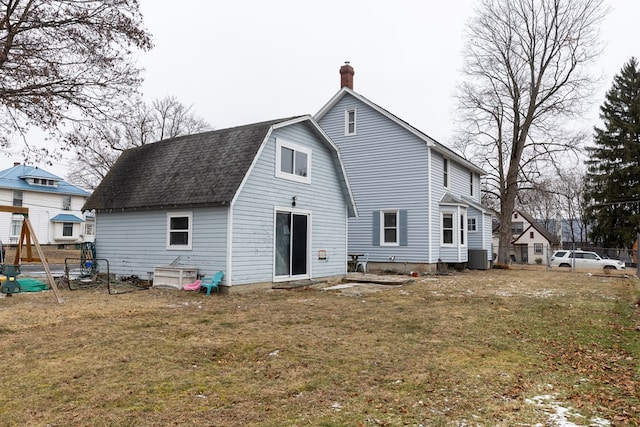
left=502, top=243, right=637, bottom=269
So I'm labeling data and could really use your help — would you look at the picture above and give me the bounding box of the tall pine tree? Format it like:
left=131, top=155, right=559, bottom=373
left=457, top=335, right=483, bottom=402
left=585, top=58, right=640, bottom=248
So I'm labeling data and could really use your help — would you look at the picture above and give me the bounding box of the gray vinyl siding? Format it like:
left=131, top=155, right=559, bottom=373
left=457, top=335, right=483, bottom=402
left=231, top=122, right=349, bottom=286
left=467, top=207, right=484, bottom=249
left=430, top=150, right=445, bottom=262
left=433, top=151, right=485, bottom=263
left=93, top=207, right=228, bottom=280
left=483, top=212, right=494, bottom=261
left=319, top=94, right=430, bottom=263
left=320, top=92, right=486, bottom=265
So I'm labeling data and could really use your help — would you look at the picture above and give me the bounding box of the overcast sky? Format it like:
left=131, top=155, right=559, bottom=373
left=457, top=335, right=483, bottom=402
left=3, top=0, right=639, bottom=177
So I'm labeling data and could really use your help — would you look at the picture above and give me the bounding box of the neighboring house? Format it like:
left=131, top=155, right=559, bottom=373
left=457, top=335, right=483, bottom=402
left=83, top=116, right=356, bottom=291
left=314, top=63, right=493, bottom=270
left=0, top=163, right=92, bottom=246
left=493, top=209, right=559, bottom=264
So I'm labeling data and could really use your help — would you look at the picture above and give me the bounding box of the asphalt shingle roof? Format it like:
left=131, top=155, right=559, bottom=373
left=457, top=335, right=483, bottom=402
left=84, top=117, right=301, bottom=211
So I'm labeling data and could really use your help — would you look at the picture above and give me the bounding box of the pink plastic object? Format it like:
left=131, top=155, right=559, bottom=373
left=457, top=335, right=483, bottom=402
left=182, top=279, right=201, bottom=291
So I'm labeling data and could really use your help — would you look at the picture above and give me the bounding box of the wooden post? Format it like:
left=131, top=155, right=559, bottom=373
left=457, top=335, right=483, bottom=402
left=15, top=218, right=39, bottom=264
left=0, top=205, right=63, bottom=304
left=23, top=217, right=64, bottom=304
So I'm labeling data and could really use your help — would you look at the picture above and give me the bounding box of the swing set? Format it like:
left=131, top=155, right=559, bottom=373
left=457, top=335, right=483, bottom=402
left=0, top=206, right=63, bottom=304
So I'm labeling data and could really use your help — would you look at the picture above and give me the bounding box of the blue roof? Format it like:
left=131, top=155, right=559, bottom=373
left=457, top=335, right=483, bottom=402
left=0, top=164, right=90, bottom=196
left=50, top=214, right=84, bottom=223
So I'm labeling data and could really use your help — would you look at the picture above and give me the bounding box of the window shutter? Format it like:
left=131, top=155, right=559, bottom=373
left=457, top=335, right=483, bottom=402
left=399, top=210, right=408, bottom=246
left=372, top=211, right=380, bottom=246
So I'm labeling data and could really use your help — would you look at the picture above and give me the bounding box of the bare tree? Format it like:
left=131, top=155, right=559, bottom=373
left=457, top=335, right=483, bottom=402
left=514, top=168, right=589, bottom=245
left=556, top=168, right=589, bottom=244
left=65, top=96, right=212, bottom=189
left=516, top=178, right=559, bottom=228
left=456, top=0, right=607, bottom=264
left=0, top=0, right=152, bottom=160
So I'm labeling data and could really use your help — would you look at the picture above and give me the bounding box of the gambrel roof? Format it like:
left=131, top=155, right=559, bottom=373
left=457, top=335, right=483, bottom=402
left=84, top=116, right=356, bottom=215
left=315, top=87, right=486, bottom=176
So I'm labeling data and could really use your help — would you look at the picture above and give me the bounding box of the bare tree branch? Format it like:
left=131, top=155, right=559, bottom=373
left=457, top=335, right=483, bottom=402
left=0, top=0, right=152, bottom=161
left=65, top=96, right=213, bottom=189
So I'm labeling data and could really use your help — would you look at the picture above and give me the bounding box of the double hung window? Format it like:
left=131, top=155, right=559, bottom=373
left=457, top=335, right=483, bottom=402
left=167, top=212, right=192, bottom=250
left=442, top=213, right=454, bottom=245
left=381, top=210, right=399, bottom=246
left=443, top=159, right=449, bottom=188
left=13, top=190, right=22, bottom=207
left=62, top=222, right=73, bottom=237
left=441, top=208, right=467, bottom=246
left=345, top=109, right=356, bottom=135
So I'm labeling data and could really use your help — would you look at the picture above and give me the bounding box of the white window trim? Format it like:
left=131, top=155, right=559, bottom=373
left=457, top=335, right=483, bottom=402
left=380, top=210, right=400, bottom=246
left=62, top=222, right=74, bottom=237
left=470, top=172, right=474, bottom=196
left=468, top=217, right=478, bottom=232
left=441, top=207, right=467, bottom=247
left=459, top=210, right=467, bottom=247
left=443, top=158, right=449, bottom=188
left=275, top=138, right=312, bottom=184
left=166, top=211, right=193, bottom=250
left=273, top=207, right=312, bottom=282
left=345, top=108, right=356, bottom=136
left=10, top=217, right=23, bottom=238
left=441, top=211, right=455, bottom=246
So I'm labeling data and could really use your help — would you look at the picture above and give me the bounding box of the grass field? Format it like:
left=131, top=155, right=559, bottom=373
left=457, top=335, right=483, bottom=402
left=0, top=266, right=638, bottom=426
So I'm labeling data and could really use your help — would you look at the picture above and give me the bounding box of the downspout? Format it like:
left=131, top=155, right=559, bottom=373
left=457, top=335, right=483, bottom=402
left=458, top=206, right=462, bottom=262
left=226, top=203, right=233, bottom=287
left=427, top=148, right=432, bottom=264
left=345, top=204, right=349, bottom=274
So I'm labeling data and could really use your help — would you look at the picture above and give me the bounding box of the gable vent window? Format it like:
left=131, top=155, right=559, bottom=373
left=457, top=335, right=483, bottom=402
left=345, top=109, right=356, bottom=135
left=62, top=195, right=71, bottom=211
left=276, top=138, right=311, bottom=184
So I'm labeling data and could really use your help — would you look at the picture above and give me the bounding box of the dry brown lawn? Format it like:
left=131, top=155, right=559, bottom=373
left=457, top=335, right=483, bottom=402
left=0, top=265, right=639, bottom=426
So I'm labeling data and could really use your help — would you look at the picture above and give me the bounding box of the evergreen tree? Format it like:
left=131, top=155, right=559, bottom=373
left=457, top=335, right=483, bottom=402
left=585, top=58, right=640, bottom=247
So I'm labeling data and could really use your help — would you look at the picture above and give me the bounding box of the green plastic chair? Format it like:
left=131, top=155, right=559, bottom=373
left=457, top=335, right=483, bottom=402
left=200, top=271, right=224, bottom=295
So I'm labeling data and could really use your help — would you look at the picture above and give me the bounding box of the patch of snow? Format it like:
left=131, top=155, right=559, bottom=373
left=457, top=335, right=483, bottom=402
left=526, top=394, right=610, bottom=427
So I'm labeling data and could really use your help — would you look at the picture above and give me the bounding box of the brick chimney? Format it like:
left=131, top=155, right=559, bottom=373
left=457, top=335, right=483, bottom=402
left=340, top=61, right=354, bottom=89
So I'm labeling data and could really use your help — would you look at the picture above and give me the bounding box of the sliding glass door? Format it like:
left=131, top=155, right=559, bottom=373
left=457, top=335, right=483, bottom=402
left=275, top=211, right=309, bottom=278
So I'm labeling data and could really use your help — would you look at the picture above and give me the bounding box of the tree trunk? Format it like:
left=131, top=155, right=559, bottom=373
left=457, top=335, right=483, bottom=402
left=497, top=161, right=520, bottom=264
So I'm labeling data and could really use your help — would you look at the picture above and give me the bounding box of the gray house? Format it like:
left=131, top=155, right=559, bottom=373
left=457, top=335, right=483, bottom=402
left=315, top=63, right=492, bottom=270
left=83, top=116, right=356, bottom=291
